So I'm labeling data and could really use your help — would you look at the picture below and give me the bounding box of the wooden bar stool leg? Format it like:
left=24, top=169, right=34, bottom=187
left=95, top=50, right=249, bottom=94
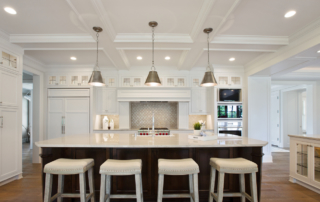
left=189, top=174, right=194, bottom=202
left=44, top=173, right=53, bottom=202
left=217, top=172, right=225, bottom=202
left=106, top=175, right=111, bottom=202
left=193, top=173, right=199, bottom=202
left=250, top=173, right=258, bottom=202
left=157, top=174, right=164, bottom=202
left=135, top=174, right=142, bottom=202
left=57, top=175, right=64, bottom=202
left=140, top=174, right=144, bottom=202
left=240, top=174, right=245, bottom=202
left=88, top=167, right=95, bottom=202
left=208, top=167, right=216, bottom=202
left=100, top=174, right=106, bottom=202
left=79, top=173, right=86, bottom=202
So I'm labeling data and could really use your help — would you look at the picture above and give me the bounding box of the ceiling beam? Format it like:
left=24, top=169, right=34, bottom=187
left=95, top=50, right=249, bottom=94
left=117, top=49, right=131, bottom=69
left=114, top=33, right=193, bottom=43
left=10, top=34, right=95, bottom=43
left=211, top=35, right=288, bottom=45
left=205, top=48, right=277, bottom=53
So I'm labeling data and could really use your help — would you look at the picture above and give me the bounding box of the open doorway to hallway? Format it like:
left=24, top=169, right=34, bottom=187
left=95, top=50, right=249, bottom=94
left=22, top=72, right=33, bottom=163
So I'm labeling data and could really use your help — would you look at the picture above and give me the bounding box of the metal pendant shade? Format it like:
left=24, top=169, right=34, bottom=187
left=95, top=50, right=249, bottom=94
left=88, top=71, right=105, bottom=86
left=145, top=71, right=161, bottom=86
left=201, top=28, right=217, bottom=87
left=145, top=21, right=161, bottom=86
left=88, top=26, right=105, bottom=86
left=200, top=71, right=218, bottom=87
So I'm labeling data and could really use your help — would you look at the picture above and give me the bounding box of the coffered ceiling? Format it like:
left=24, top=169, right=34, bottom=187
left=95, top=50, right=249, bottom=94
left=1, top=0, right=320, bottom=75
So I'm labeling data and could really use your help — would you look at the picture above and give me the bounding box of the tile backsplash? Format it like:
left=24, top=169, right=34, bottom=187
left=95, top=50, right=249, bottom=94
left=189, top=115, right=207, bottom=129
left=131, top=102, right=178, bottom=129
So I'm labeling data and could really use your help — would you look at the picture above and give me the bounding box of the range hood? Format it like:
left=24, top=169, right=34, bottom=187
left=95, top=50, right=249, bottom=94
left=117, top=88, right=191, bottom=102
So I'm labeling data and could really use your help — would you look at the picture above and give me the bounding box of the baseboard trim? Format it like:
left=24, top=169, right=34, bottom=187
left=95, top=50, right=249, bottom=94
left=289, top=177, right=320, bottom=194
left=263, top=154, right=273, bottom=163
left=0, top=173, right=23, bottom=186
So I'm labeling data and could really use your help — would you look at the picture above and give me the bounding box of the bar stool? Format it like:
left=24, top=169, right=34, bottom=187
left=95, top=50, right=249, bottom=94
left=43, top=158, right=95, bottom=202
left=99, top=159, right=143, bottom=202
left=208, top=158, right=258, bottom=202
left=157, top=158, right=200, bottom=202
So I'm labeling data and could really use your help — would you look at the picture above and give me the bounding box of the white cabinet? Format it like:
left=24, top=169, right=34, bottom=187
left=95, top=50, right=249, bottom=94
left=95, top=88, right=118, bottom=114
left=217, top=75, right=242, bottom=87
left=47, top=75, right=68, bottom=86
left=104, top=76, right=117, bottom=87
left=164, top=77, right=187, bottom=87
left=47, top=90, right=90, bottom=139
left=290, top=138, right=320, bottom=192
left=0, top=50, right=18, bottom=72
left=0, top=70, right=18, bottom=107
left=0, top=108, right=19, bottom=181
left=70, top=74, right=90, bottom=86
left=120, top=77, right=143, bottom=87
left=190, top=88, right=208, bottom=114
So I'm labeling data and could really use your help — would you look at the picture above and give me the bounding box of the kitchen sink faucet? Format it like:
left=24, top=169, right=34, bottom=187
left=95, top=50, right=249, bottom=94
left=152, top=112, right=155, bottom=131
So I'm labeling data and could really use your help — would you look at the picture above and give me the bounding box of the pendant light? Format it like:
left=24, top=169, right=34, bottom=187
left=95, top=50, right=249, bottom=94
left=88, top=27, right=105, bottom=86
left=145, top=21, right=161, bottom=86
left=201, top=28, right=218, bottom=87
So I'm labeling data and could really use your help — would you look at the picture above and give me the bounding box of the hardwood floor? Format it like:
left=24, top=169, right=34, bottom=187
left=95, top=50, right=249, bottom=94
left=0, top=145, right=319, bottom=201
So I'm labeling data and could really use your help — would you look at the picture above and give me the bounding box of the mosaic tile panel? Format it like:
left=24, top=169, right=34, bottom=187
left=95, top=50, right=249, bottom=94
left=131, top=102, right=178, bottom=129
left=189, top=115, right=207, bottom=129
left=100, top=115, right=119, bottom=129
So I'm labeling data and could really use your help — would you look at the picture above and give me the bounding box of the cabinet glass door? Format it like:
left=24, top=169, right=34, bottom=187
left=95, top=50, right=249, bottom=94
left=314, top=147, right=320, bottom=182
left=297, top=143, right=308, bottom=177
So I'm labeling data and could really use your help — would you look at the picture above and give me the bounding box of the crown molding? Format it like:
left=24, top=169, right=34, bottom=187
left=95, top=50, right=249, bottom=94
left=178, top=50, right=190, bottom=69
left=10, top=34, right=95, bottom=43
left=189, top=0, right=217, bottom=40
left=23, top=55, right=47, bottom=72
left=205, top=48, right=277, bottom=53
left=89, top=0, right=117, bottom=40
left=23, top=47, right=103, bottom=51
left=114, top=33, right=193, bottom=43
left=211, top=35, right=288, bottom=45
left=0, top=28, right=10, bottom=42
left=116, top=47, right=191, bottom=51
left=289, top=17, right=320, bottom=42
left=117, top=49, right=130, bottom=69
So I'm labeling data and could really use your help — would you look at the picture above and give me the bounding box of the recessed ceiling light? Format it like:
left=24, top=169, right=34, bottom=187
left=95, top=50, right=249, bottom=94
left=70, top=57, right=77, bottom=60
left=4, top=7, right=17, bottom=15
left=285, top=10, right=296, bottom=18
left=229, top=57, right=235, bottom=61
left=165, top=56, right=170, bottom=60
left=317, top=50, right=320, bottom=53
left=137, top=56, right=142, bottom=60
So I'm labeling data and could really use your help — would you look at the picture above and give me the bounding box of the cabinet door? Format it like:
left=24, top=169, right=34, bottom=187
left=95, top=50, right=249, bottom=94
left=65, top=98, right=89, bottom=136
left=0, top=71, right=18, bottom=106
left=296, top=142, right=310, bottom=179
left=102, top=89, right=117, bottom=114
left=309, top=144, right=320, bottom=186
left=48, top=98, right=65, bottom=139
left=0, top=108, right=18, bottom=181
left=191, top=88, right=207, bottom=114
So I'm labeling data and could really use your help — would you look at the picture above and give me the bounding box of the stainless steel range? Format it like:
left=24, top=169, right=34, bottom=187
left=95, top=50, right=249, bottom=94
left=138, top=128, right=170, bottom=136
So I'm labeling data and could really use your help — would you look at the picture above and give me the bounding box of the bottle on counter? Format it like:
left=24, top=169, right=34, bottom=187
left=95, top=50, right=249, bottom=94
left=103, top=116, right=109, bottom=130
left=110, top=119, right=114, bottom=130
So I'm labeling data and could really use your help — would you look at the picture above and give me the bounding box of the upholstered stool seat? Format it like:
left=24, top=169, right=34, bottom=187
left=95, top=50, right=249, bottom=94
left=158, top=158, right=199, bottom=175
left=209, top=158, right=258, bottom=202
left=43, top=158, right=95, bottom=202
left=99, top=159, right=143, bottom=202
left=100, top=159, right=142, bottom=175
left=157, top=158, right=199, bottom=202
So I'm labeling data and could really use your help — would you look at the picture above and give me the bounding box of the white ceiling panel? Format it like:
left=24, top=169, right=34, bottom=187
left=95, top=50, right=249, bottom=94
left=194, top=51, right=264, bottom=67
left=0, top=0, right=87, bottom=34
left=219, top=0, right=320, bottom=36
left=24, top=50, right=114, bottom=67
left=124, top=50, right=182, bottom=67
left=102, top=0, right=205, bottom=34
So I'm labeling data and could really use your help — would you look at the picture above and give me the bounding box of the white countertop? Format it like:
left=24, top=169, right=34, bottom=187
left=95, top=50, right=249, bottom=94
left=93, top=129, right=214, bottom=131
left=36, top=133, right=267, bottom=148
left=288, top=134, right=320, bottom=141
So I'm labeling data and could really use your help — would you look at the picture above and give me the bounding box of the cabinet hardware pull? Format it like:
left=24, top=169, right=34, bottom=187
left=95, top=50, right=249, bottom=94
left=0, top=101, right=2, bottom=104
left=61, top=116, right=65, bottom=134
left=0, top=116, right=3, bottom=128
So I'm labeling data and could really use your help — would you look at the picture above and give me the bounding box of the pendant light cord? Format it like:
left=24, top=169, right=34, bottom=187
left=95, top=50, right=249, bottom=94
left=95, top=32, right=99, bottom=70
left=207, top=32, right=211, bottom=71
left=152, top=26, right=155, bottom=71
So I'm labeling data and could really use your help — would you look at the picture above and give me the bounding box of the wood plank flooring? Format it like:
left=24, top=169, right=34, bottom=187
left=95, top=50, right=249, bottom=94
left=0, top=144, right=319, bottom=201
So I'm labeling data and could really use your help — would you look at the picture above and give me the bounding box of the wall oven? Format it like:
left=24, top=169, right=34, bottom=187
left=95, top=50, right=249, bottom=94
left=218, top=122, right=242, bottom=136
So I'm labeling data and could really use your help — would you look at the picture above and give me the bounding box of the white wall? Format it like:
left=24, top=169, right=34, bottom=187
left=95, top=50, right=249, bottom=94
left=248, top=77, right=272, bottom=162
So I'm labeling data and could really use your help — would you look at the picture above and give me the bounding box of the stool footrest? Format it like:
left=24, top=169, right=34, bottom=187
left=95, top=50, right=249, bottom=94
left=162, top=194, right=191, bottom=198
left=109, top=194, right=137, bottom=199
left=211, top=192, right=253, bottom=201
left=50, top=193, right=93, bottom=202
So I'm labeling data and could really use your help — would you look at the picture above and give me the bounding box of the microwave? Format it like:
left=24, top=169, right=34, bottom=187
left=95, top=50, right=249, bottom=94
left=217, top=105, right=242, bottom=118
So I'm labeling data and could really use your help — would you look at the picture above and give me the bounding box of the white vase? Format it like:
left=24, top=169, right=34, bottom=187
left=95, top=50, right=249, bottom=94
left=194, top=130, right=201, bottom=136
left=201, top=125, right=206, bottom=130
left=103, top=122, right=109, bottom=130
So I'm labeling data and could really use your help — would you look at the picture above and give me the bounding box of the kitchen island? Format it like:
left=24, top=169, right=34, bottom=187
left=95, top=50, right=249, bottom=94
left=36, top=133, right=267, bottom=202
